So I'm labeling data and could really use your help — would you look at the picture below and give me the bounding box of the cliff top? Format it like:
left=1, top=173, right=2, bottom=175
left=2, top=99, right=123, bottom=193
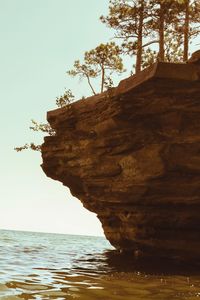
left=47, top=60, right=200, bottom=123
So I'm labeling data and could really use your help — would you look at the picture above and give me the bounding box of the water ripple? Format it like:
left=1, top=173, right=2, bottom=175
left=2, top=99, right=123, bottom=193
left=1, top=229, right=200, bottom=299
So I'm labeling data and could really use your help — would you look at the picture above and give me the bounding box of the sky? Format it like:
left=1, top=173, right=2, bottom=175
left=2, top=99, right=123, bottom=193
left=0, top=1, right=199, bottom=237
left=0, top=0, right=119, bottom=236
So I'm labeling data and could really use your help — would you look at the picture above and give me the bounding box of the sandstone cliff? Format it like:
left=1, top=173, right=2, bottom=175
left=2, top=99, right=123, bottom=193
left=42, top=59, right=200, bottom=260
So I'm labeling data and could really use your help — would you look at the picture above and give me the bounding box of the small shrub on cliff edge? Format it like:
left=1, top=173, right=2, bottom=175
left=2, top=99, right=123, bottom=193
left=14, top=89, right=74, bottom=152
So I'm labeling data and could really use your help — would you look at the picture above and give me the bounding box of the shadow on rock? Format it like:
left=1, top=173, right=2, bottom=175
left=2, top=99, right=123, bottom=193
left=104, top=250, right=200, bottom=276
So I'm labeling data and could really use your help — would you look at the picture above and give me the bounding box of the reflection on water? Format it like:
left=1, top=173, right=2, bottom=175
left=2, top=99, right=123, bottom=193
left=1, top=229, right=200, bottom=299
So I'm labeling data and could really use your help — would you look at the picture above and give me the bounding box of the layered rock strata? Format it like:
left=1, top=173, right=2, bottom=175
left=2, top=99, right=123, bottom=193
left=42, top=60, right=200, bottom=260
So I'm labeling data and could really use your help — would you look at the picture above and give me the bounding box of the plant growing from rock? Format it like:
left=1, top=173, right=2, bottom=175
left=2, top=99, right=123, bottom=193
left=14, top=89, right=74, bottom=152
left=55, top=88, right=75, bottom=108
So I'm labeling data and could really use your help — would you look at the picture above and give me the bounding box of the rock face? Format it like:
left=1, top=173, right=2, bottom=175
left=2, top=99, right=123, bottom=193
left=42, top=60, right=200, bottom=261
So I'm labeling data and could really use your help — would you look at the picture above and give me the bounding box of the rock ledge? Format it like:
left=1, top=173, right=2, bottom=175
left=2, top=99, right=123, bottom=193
left=42, top=60, right=200, bottom=260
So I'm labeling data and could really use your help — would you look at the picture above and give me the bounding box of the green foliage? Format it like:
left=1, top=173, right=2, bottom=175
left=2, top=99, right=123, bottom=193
left=56, top=88, right=75, bottom=108
left=16, top=0, right=200, bottom=154
left=14, top=120, right=55, bottom=152
left=67, top=60, right=98, bottom=78
left=100, top=0, right=148, bottom=48
left=85, top=42, right=124, bottom=72
left=67, top=42, right=125, bottom=94
left=174, top=0, right=200, bottom=60
left=101, top=0, right=200, bottom=71
left=164, top=31, right=184, bottom=62
left=14, top=143, right=42, bottom=152
left=15, top=89, right=75, bottom=152
left=141, top=48, right=157, bottom=69
left=29, top=119, right=55, bottom=135
left=100, top=0, right=158, bottom=72
left=67, top=60, right=97, bottom=95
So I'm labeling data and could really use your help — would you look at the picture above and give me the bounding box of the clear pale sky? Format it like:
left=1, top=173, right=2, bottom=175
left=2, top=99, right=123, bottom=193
left=0, top=0, right=119, bottom=236
left=0, top=1, right=199, bottom=236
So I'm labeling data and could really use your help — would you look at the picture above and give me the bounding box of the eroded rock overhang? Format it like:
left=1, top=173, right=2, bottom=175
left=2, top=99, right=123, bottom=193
left=41, top=61, right=200, bottom=260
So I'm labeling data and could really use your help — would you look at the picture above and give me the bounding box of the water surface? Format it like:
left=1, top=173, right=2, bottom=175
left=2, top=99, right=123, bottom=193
left=1, top=229, right=200, bottom=299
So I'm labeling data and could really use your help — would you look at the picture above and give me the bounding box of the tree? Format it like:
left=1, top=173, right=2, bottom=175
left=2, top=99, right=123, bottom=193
left=183, top=0, right=190, bottom=60
left=100, top=0, right=181, bottom=71
left=164, top=31, right=183, bottom=62
left=101, top=0, right=200, bottom=70
left=175, top=0, right=200, bottom=61
left=141, top=47, right=157, bottom=69
left=141, top=32, right=183, bottom=68
left=146, top=0, right=181, bottom=61
left=67, top=60, right=97, bottom=95
left=16, top=1, right=200, bottom=153
left=67, top=42, right=125, bottom=94
left=100, top=0, right=158, bottom=73
left=136, top=0, right=145, bottom=72
left=144, top=0, right=200, bottom=62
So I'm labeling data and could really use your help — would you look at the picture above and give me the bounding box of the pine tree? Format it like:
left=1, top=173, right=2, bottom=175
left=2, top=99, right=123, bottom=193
left=100, top=0, right=159, bottom=73
left=147, top=0, right=180, bottom=61
left=101, top=0, right=200, bottom=70
left=175, top=0, right=200, bottom=61
left=67, top=42, right=125, bottom=93
left=67, top=60, right=97, bottom=95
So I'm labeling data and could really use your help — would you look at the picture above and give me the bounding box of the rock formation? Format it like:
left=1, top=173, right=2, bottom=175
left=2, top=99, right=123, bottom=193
left=42, top=58, right=200, bottom=261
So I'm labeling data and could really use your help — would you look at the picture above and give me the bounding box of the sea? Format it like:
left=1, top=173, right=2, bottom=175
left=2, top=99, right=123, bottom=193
left=1, top=230, right=200, bottom=300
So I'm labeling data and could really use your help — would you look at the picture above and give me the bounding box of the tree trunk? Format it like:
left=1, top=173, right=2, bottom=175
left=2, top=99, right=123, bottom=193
left=135, top=0, right=144, bottom=73
left=86, top=75, right=96, bottom=95
left=101, top=66, right=105, bottom=93
left=183, top=0, right=189, bottom=61
left=158, top=2, right=165, bottom=61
